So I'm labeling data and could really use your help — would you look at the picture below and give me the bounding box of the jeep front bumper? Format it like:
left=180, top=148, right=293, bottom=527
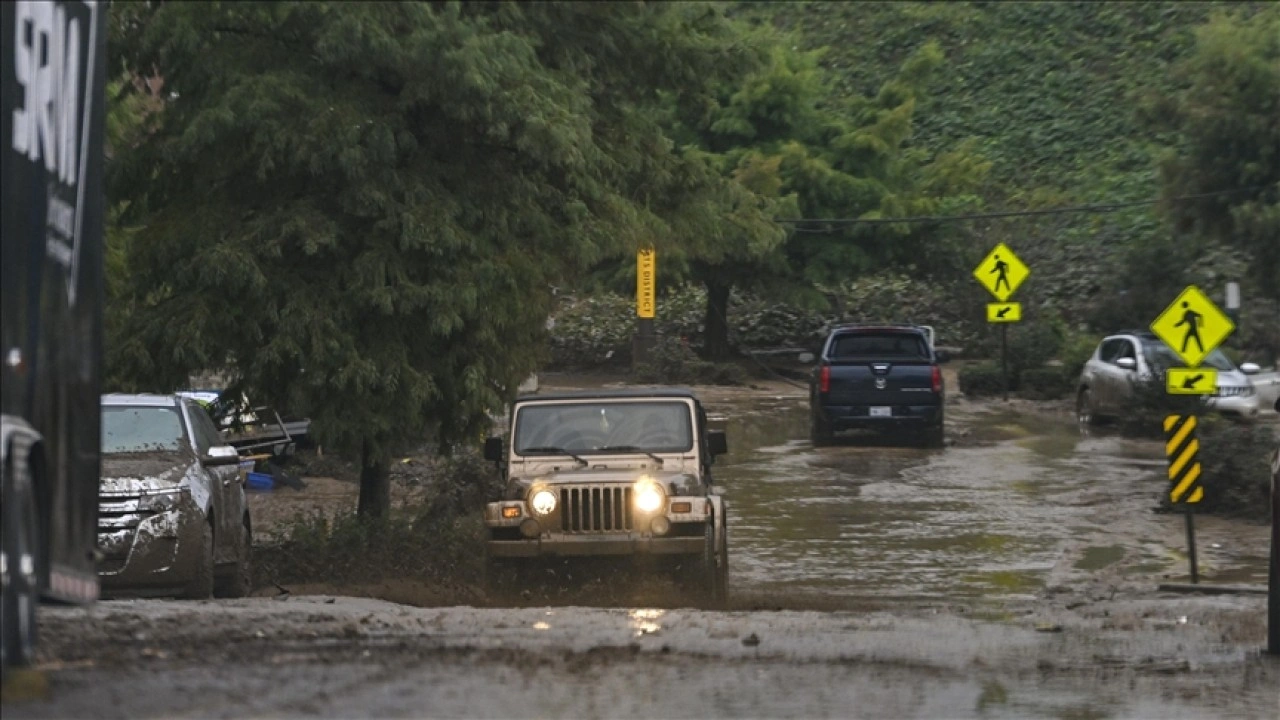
left=485, top=495, right=711, bottom=559
left=487, top=535, right=706, bottom=558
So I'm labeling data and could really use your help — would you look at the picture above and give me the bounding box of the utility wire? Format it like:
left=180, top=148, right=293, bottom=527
left=777, top=185, right=1272, bottom=229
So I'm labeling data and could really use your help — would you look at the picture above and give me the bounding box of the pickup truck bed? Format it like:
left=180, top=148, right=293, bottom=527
left=809, top=325, right=946, bottom=447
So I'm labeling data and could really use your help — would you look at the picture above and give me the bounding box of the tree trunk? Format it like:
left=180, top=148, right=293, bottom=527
left=357, top=437, right=390, bottom=520
left=702, top=275, right=734, bottom=362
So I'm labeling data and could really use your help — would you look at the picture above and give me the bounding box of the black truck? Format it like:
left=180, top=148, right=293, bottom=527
left=2, top=0, right=107, bottom=669
left=808, top=324, right=949, bottom=447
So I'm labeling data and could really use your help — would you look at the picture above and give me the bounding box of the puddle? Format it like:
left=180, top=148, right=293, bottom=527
left=1074, top=546, right=1126, bottom=571
left=708, top=391, right=1271, bottom=612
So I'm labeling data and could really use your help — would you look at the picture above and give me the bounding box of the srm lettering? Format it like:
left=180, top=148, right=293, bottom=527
left=11, top=0, right=84, bottom=187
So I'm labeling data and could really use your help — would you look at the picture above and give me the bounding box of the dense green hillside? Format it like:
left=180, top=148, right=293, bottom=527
left=734, top=1, right=1266, bottom=318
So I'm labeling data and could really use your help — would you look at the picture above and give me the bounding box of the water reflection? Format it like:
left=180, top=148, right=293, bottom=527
left=629, top=608, right=665, bottom=637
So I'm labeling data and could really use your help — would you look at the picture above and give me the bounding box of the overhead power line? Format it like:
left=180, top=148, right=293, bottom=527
left=776, top=185, right=1272, bottom=230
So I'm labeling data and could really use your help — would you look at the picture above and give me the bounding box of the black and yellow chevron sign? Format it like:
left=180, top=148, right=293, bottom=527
left=1164, top=414, right=1203, bottom=504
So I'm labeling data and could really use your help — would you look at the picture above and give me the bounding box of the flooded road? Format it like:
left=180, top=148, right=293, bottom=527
left=706, top=385, right=1271, bottom=612
left=8, top=377, right=1277, bottom=719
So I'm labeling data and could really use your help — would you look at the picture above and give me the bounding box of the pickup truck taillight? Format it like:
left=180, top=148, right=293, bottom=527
left=819, top=365, right=831, bottom=393
left=931, top=365, right=943, bottom=393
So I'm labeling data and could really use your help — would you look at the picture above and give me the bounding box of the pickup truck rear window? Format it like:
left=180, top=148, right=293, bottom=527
left=830, top=333, right=929, bottom=359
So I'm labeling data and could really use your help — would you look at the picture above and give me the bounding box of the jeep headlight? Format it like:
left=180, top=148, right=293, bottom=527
left=634, top=480, right=665, bottom=514
left=530, top=489, right=558, bottom=516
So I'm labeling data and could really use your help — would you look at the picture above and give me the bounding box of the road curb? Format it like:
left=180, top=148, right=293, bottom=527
left=1157, top=583, right=1267, bottom=596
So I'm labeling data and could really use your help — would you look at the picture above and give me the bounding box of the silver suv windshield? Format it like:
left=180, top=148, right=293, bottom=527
left=514, top=401, right=694, bottom=455
left=1142, top=343, right=1235, bottom=373
left=102, top=406, right=187, bottom=454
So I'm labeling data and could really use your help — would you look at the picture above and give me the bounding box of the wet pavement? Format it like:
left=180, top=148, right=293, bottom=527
left=708, top=385, right=1271, bottom=613
left=6, top=376, right=1278, bottom=718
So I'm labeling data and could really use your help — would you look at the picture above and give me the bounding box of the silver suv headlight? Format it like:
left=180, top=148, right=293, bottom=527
left=139, top=489, right=187, bottom=513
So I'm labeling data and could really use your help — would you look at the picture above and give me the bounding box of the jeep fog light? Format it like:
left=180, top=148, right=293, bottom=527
left=634, top=482, right=665, bottom=513
left=530, top=489, right=557, bottom=515
left=650, top=516, right=671, bottom=536
left=519, top=518, right=541, bottom=538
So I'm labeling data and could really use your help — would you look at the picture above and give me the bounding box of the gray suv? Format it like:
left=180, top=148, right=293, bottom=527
left=1076, top=331, right=1262, bottom=424
left=98, top=394, right=253, bottom=598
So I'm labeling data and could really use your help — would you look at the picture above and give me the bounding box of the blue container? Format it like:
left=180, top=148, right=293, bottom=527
left=246, top=472, right=274, bottom=491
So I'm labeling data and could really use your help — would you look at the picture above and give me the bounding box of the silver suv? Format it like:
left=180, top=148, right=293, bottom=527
left=98, top=394, right=253, bottom=598
left=1076, top=331, right=1262, bottom=424
left=482, top=388, right=729, bottom=604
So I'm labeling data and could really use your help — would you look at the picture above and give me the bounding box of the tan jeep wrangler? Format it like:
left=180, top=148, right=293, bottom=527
left=482, top=388, right=729, bottom=604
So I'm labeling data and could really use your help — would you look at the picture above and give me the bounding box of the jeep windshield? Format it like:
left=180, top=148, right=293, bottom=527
left=513, top=401, right=694, bottom=455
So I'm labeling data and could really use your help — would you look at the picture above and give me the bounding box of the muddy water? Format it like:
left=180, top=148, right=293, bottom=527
left=709, top=391, right=1266, bottom=611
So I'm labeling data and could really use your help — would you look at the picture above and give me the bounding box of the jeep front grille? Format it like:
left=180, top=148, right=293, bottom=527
left=560, top=486, right=633, bottom=533
left=1212, top=386, right=1252, bottom=398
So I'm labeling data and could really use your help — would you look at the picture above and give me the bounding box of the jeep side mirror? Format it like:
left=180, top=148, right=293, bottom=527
left=707, top=430, right=728, bottom=457
left=483, top=436, right=504, bottom=462
left=935, top=350, right=951, bottom=364
left=798, top=352, right=815, bottom=364
left=1239, top=362, right=1260, bottom=375
left=1116, top=357, right=1137, bottom=371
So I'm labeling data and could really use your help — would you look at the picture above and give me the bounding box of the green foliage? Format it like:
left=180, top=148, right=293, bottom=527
left=957, top=363, right=1006, bottom=397
left=1161, top=418, right=1276, bottom=521
left=106, top=2, right=773, bottom=492
left=1058, top=331, right=1102, bottom=385
left=648, top=15, right=988, bottom=359
left=632, top=336, right=750, bottom=386
left=1017, top=367, right=1072, bottom=401
left=1116, top=378, right=1202, bottom=437
left=1151, top=5, right=1280, bottom=302
left=255, top=452, right=501, bottom=586
left=1003, top=317, right=1066, bottom=379
left=738, top=1, right=1272, bottom=348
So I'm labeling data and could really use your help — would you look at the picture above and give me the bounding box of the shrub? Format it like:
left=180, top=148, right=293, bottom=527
left=1058, top=331, right=1100, bottom=383
left=958, top=362, right=1008, bottom=397
left=1018, top=367, right=1073, bottom=400
left=631, top=335, right=749, bottom=386
left=1160, top=416, right=1276, bottom=521
left=253, top=451, right=500, bottom=588
left=1116, top=377, right=1201, bottom=437
left=1004, top=318, right=1066, bottom=377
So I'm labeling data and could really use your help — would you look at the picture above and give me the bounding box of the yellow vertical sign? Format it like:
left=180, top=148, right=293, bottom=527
left=637, top=247, right=656, bottom=318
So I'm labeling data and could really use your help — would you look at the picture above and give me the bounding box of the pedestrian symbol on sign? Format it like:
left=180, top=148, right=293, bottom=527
left=1174, top=301, right=1203, bottom=354
left=990, top=255, right=1011, bottom=294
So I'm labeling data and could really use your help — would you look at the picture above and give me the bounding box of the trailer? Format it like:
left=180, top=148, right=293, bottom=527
left=2, top=0, right=107, bottom=670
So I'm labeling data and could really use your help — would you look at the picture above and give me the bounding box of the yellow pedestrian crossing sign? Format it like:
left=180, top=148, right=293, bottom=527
left=973, top=243, right=1029, bottom=301
left=1149, top=285, right=1234, bottom=368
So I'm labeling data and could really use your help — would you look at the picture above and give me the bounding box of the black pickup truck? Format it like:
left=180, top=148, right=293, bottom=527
left=808, top=324, right=949, bottom=447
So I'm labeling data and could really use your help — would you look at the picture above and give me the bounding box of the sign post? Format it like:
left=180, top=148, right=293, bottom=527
left=1151, top=285, right=1236, bottom=585
left=633, top=247, right=657, bottom=369
left=1270, top=458, right=1278, bottom=655
left=973, top=243, right=1030, bottom=401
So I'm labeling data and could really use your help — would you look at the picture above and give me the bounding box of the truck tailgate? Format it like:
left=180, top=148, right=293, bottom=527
left=826, top=360, right=938, bottom=406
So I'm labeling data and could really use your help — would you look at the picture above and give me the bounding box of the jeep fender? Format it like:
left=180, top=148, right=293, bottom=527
left=706, top=494, right=726, bottom=554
